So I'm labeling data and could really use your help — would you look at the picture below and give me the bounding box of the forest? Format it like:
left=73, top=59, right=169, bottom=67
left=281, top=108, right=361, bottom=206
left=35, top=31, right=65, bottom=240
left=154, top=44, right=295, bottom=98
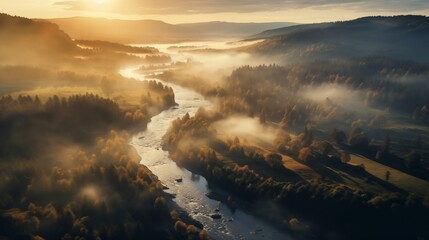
left=162, top=108, right=429, bottom=239
left=155, top=15, right=429, bottom=240
left=0, top=13, right=208, bottom=240
left=1, top=8, right=429, bottom=240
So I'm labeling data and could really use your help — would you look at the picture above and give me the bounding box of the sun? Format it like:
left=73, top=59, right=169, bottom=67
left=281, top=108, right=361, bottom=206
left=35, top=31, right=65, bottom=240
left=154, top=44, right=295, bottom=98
left=95, top=0, right=106, bottom=5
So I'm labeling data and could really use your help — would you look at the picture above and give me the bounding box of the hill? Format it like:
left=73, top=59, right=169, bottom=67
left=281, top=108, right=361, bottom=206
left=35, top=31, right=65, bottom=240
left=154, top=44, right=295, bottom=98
left=177, top=21, right=296, bottom=39
left=45, top=17, right=296, bottom=43
left=44, top=17, right=196, bottom=44
left=245, top=15, right=429, bottom=63
left=0, top=13, right=77, bottom=64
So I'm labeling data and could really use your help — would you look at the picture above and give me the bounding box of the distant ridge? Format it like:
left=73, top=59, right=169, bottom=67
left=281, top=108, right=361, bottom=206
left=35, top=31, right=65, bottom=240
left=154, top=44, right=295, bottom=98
left=245, top=15, right=429, bottom=63
left=250, top=15, right=429, bottom=39
left=177, top=21, right=296, bottom=39
left=43, top=17, right=297, bottom=44
left=0, top=13, right=77, bottom=64
left=41, top=17, right=195, bottom=44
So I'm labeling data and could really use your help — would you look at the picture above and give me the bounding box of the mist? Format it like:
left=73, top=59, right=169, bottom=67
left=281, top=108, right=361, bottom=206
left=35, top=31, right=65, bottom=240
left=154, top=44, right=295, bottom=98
left=213, top=116, right=278, bottom=143
left=300, top=83, right=373, bottom=116
left=1, top=10, right=429, bottom=240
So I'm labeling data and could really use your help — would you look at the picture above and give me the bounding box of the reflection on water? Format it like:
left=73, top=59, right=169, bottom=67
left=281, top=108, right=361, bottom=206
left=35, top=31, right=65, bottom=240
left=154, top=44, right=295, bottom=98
left=133, top=40, right=266, bottom=65
left=121, top=50, right=291, bottom=240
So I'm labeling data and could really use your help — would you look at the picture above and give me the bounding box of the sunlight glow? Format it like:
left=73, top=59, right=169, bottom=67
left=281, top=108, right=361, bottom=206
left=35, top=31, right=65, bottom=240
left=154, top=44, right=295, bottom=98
left=81, top=185, right=100, bottom=201
left=1, top=1, right=428, bottom=23
left=95, top=0, right=106, bottom=5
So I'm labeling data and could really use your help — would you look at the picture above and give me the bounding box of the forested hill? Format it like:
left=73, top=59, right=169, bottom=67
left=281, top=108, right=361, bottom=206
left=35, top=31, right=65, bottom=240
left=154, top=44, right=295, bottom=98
left=0, top=13, right=77, bottom=64
left=246, top=15, right=429, bottom=63
left=45, top=17, right=195, bottom=44
left=46, top=17, right=296, bottom=43
left=177, top=21, right=296, bottom=39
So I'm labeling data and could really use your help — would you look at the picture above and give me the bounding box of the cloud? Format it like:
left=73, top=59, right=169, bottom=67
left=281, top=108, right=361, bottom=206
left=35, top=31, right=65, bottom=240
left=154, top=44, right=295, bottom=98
left=53, top=0, right=429, bottom=15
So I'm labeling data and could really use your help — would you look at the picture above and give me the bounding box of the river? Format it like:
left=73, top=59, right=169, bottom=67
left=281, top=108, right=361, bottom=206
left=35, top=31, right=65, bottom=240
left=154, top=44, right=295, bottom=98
left=119, top=42, right=292, bottom=240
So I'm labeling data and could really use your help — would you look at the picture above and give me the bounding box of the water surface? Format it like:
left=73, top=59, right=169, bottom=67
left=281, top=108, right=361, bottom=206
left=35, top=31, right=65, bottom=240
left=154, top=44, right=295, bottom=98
left=121, top=51, right=292, bottom=240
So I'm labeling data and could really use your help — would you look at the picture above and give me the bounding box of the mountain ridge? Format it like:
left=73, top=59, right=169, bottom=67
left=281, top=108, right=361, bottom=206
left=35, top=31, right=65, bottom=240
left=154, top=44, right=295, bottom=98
left=41, top=17, right=195, bottom=43
left=0, top=13, right=77, bottom=64
left=178, top=21, right=296, bottom=38
left=244, top=15, right=429, bottom=64
left=250, top=15, right=429, bottom=39
left=43, top=17, right=297, bottom=43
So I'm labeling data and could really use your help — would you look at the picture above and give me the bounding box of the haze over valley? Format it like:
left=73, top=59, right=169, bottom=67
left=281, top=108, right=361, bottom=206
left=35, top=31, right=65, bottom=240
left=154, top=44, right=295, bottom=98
left=1, top=1, right=429, bottom=239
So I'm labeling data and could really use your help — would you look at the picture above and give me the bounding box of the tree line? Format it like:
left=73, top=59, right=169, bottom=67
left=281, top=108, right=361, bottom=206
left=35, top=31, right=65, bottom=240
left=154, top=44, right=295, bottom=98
left=162, top=109, right=429, bottom=239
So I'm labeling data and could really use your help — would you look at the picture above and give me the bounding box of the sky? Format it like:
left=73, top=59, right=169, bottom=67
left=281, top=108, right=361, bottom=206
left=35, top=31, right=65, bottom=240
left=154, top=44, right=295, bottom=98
left=2, top=0, right=429, bottom=23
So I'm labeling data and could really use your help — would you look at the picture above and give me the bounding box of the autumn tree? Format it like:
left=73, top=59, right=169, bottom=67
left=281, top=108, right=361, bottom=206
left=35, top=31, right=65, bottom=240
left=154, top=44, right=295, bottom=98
left=382, top=134, right=390, bottom=153
left=331, top=128, right=347, bottom=144
left=405, top=150, right=421, bottom=169
left=349, top=127, right=369, bottom=148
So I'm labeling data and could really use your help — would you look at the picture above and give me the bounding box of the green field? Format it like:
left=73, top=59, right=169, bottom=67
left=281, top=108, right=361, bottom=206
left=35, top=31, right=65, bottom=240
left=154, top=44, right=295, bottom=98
left=350, top=154, right=429, bottom=196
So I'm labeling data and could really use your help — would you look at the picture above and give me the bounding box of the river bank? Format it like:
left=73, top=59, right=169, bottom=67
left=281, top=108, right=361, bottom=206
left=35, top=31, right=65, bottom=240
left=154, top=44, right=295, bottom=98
left=121, top=65, right=294, bottom=240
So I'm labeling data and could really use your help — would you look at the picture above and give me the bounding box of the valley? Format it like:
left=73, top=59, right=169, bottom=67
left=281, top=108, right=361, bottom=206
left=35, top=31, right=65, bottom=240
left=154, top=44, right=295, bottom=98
left=0, top=10, right=428, bottom=240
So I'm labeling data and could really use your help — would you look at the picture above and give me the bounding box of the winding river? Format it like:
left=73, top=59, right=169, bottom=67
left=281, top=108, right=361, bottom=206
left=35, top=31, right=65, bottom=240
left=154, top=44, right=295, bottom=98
left=120, top=43, right=292, bottom=239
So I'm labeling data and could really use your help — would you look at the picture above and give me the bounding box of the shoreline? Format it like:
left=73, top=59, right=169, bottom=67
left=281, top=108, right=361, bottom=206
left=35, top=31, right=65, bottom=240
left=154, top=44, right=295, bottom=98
left=127, top=123, right=206, bottom=232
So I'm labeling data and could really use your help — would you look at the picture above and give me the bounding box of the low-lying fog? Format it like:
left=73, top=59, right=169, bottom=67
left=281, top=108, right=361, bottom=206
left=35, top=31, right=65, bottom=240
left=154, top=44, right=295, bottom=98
left=135, top=40, right=277, bottom=79
left=301, top=83, right=371, bottom=115
left=214, top=116, right=278, bottom=143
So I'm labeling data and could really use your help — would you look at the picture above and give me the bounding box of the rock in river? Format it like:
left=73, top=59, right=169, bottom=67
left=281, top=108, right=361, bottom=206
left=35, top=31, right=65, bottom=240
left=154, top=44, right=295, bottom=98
left=210, top=214, right=222, bottom=220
